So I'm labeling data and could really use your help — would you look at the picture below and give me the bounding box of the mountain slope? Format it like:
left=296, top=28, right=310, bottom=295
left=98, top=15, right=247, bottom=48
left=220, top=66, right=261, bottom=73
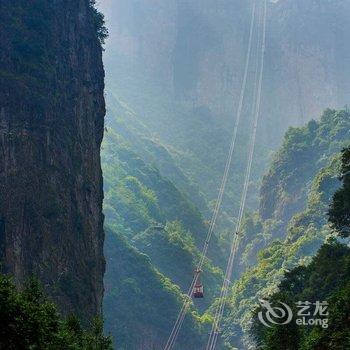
left=251, top=147, right=350, bottom=349
left=104, top=228, right=209, bottom=350
left=98, top=0, right=350, bottom=221
left=217, top=109, right=349, bottom=348
left=260, top=109, right=350, bottom=227
left=102, top=128, right=224, bottom=266
left=102, top=128, right=224, bottom=348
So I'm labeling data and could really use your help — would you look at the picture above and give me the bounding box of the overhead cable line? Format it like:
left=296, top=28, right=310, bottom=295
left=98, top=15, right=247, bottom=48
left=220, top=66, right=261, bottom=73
left=205, top=1, right=267, bottom=349
left=163, top=1, right=258, bottom=349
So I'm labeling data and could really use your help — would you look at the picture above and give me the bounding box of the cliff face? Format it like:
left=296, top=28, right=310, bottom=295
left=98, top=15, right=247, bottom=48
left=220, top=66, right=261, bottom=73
left=0, top=0, right=105, bottom=320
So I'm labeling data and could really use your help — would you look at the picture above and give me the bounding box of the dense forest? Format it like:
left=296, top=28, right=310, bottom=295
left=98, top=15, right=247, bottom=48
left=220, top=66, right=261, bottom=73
left=98, top=0, right=350, bottom=348
left=220, top=110, right=350, bottom=348
left=251, top=147, right=350, bottom=349
left=102, top=105, right=350, bottom=349
left=0, top=275, right=112, bottom=349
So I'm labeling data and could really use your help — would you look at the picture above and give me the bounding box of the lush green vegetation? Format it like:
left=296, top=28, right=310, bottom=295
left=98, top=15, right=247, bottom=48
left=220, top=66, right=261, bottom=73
left=219, top=158, right=339, bottom=348
left=89, top=0, right=108, bottom=45
left=329, top=147, right=350, bottom=237
left=251, top=243, right=350, bottom=350
left=251, top=147, right=350, bottom=349
left=102, top=126, right=223, bottom=347
left=234, top=110, right=350, bottom=279
left=0, top=276, right=112, bottom=350
left=104, top=228, right=210, bottom=349
left=214, top=110, right=349, bottom=348
left=260, top=109, right=350, bottom=225
left=103, top=129, right=206, bottom=240
left=102, top=127, right=223, bottom=265
left=100, top=34, right=350, bottom=346
left=102, top=95, right=350, bottom=349
left=134, top=221, right=223, bottom=306
left=103, top=54, right=265, bottom=231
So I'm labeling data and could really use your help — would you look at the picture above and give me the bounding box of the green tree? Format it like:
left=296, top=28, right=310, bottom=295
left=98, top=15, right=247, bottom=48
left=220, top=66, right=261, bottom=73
left=329, top=147, right=350, bottom=237
left=251, top=146, right=350, bottom=349
left=89, top=0, right=108, bottom=45
left=0, top=275, right=112, bottom=350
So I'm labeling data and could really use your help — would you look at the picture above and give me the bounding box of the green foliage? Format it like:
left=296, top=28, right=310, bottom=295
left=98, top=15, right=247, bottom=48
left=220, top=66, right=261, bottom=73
left=251, top=243, right=350, bottom=350
left=103, top=130, right=205, bottom=236
left=105, top=174, right=161, bottom=236
left=103, top=53, right=266, bottom=232
left=302, top=282, right=350, bottom=350
left=218, top=110, right=348, bottom=348
left=102, top=128, right=223, bottom=266
left=329, top=147, right=350, bottom=237
left=134, top=221, right=223, bottom=308
left=0, top=275, right=112, bottom=350
left=104, top=228, right=208, bottom=349
left=250, top=143, right=350, bottom=349
left=260, top=109, right=350, bottom=224
left=89, top=1, right=108, bottom=45
left=102, top=116, right=224, bottom=348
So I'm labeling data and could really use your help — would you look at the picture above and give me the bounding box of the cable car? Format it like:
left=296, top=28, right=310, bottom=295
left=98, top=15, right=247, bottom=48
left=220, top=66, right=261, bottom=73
left=193, top=268, right=204, bottom=298
left=151, top=223, right=165, bottom=231
left=193, top=283, right=204, bottom=298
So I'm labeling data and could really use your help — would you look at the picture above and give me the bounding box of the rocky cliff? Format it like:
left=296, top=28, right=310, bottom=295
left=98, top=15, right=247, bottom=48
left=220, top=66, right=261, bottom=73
left=0, top=0, right=105, bottom=321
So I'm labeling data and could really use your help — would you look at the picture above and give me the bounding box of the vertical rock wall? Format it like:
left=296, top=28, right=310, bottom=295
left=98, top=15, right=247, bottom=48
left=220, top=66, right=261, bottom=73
left=0, top=0, right=105, bottom=320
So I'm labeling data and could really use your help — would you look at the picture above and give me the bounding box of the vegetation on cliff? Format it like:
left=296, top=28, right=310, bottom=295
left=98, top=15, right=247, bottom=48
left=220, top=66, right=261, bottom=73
left=89, top=0, right=108, bottom=45
left=260, top=109, right=350, bottom=225
left=102, top=126, right=221, bottom=347
left=329, top=147, right=350, bottom=237
left=216, top=109, right=349, bottom=348
left=101, top=65, right=350, bottom=347
left=251, top=147, right=350, bottom=349
left=104, top=228, right=210, bottom=349
left=0, top=276, right=112, bottom=350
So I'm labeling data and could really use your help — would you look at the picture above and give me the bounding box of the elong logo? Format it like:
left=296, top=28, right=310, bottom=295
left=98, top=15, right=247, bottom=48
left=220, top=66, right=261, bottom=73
left=258, top=299, right=329, bottom=329
left=258, top=299, right=293, bottom=327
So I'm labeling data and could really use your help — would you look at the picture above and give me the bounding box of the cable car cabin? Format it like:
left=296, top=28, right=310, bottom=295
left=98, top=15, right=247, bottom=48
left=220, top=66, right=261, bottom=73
left=152, top=223, right=165, bottom=231
left=193, top=283, right=204, bottom=298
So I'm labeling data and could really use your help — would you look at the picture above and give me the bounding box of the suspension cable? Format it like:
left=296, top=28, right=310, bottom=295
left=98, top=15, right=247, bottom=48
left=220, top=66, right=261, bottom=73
left=163, top=2, right=258, bottom=349
left=206, top=1, right=267, bottom=349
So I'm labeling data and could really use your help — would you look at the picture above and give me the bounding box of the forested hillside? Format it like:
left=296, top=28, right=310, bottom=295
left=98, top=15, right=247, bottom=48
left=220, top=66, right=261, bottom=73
left=251, top=147, right=350, bottom=349
left=102, top=119, right=223, bottom=347
left=101, top=94, right=350, bottom=349
left=99, top=0, right=350, bottom=220
left=104, top=228, right=209, bottom=349
left=97, top=0, right=350, bottom=347
left=260, top=109, right=350, bottom=227
left=218, top=110, right=350, bottom=348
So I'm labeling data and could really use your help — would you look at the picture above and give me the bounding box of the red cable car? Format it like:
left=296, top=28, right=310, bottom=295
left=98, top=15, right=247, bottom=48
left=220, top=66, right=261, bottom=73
left=193, top=268, right=204, bottom=298
left=193, top=283, right=204, bottom=298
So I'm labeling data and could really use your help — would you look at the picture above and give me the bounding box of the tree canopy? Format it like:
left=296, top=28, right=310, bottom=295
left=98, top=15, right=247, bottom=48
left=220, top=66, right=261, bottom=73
left=0, top=276, right=112, bottom=350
